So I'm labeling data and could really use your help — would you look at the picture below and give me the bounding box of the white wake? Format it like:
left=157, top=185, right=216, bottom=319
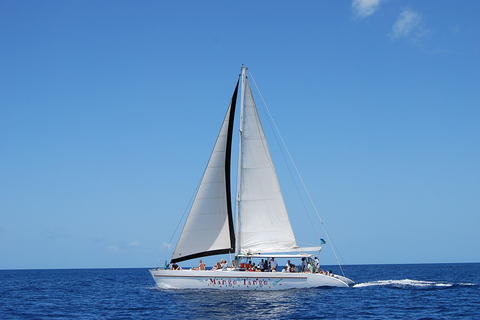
left=353, top=279, right=475, bottom=288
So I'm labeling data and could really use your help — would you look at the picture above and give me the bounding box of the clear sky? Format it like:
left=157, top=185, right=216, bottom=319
left=1, top=1, right=479, bottom=270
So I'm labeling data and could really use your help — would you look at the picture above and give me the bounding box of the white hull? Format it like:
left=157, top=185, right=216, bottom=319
left=149, top=269, right=352, bottom=290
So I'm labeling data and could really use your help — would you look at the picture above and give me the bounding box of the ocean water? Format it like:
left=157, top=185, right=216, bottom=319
left=1, top=263, right=479, bottom=319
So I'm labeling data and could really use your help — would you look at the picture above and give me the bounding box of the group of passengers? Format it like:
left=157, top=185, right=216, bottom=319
left=211, top=259, right=228, bottom=271
left=243, top=257, right=278, bottom=272
left=281, top=257, right=320, bottom=273
left=171, top=256, right=335, bottom=276
left=319, top=269, right=335, bottom=276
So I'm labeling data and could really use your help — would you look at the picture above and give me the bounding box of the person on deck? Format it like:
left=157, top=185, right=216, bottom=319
left=286, top=260, right=292, bottom=271
left=307, top=262, right=314, bottom=273
left=270, top=258, right=278, bottom=272
left=289, top=263, right=295, bottom=273
left=263, top=259, right=269, bottom=272
left=198, top=260, right=206, bottom=270
left=314, top=257, right=320, bottom=273
left=211, top=261, right=221, bottom=270
left=301, top=257, right=307, bottom=272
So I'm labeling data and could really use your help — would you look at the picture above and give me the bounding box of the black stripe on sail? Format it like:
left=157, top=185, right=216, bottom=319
left=225, top=79, right=239, bottom=252
left=171, top=249, right=233, bottom=264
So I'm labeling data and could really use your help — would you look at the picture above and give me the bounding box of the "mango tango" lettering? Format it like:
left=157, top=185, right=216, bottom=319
left=207, top=278, right=270, bottom=288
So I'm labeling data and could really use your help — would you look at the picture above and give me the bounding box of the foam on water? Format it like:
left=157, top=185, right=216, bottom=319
left=353, top=279, right=475, bottom=288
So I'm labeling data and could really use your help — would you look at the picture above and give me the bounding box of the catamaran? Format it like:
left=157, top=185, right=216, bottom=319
left=150, top=66, right=354, bottom=290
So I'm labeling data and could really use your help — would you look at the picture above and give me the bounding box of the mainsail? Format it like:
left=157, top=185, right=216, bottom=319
left=171, top=81, right=238, bottom=263
left=238, top=76, right=297, bottom=254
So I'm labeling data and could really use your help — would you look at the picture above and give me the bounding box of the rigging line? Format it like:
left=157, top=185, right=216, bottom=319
left=248, top=71, right=346, bottom=277
left=296, top=240, right=318, bottom=247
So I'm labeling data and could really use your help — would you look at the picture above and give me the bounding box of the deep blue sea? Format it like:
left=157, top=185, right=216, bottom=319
left=1, top=263, right=479, bottom=319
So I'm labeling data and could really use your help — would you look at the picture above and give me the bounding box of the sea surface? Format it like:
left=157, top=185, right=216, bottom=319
left=1, top=263, right=479, bottom=319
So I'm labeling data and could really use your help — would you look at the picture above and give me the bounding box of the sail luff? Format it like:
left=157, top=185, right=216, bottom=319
left=171, top=80, right=239, bottom=263
left=235, top=66, right=248, bottom=258
left=225, top=80, right=239, bottom=252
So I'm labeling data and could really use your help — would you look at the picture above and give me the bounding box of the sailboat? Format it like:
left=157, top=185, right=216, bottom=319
left=150, top=66, right=354, bottom=290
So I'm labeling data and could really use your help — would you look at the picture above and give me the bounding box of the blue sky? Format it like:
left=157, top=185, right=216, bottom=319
left=1, top=0, right=479, bottom=269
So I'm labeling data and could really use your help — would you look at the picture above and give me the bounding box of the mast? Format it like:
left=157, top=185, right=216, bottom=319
left=235, top=65, right=247, bottom=259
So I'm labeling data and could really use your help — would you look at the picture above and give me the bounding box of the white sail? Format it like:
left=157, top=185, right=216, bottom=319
left=171, top=85, right=238, bottom=262
left=238, top=77, right=297, bottom=254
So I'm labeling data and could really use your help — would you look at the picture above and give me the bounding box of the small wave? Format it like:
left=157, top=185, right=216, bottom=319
left=353, top=279, right=475, bottom=288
